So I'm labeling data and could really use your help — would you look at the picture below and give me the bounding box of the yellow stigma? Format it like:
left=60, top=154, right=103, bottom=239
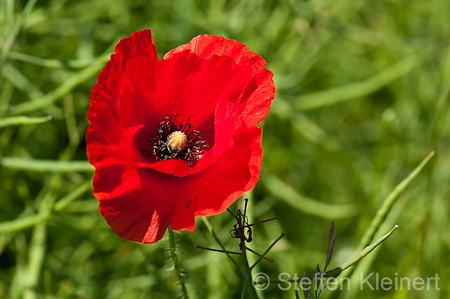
left=167, top=131, right=188, bottom=153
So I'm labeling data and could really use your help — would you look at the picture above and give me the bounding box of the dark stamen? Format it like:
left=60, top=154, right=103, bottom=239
left=146, top=116, right=209, bottom=166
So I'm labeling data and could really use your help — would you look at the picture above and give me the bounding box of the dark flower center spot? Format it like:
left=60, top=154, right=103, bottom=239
left=143, top=116, right=209, bottom=166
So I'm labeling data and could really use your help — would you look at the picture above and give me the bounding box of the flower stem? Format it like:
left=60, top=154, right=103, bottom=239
left=241, top=246, right=260, bottom=299
left=168, top=227, right=189, bottom=299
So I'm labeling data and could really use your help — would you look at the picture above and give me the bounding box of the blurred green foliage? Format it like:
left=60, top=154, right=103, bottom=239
left=1, top=0, right=449, bottom=298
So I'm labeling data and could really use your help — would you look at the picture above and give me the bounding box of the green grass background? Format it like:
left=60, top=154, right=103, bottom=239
left=1, top=0, right=449, bottom=298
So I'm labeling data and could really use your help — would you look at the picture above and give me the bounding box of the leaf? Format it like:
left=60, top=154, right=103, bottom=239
left=324, top=221, right=336, bottom=272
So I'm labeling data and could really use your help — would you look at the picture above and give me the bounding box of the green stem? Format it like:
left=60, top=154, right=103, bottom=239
left=360, top=151, right=435, bottom=248
left=0, top=182, right=92, bottom=234
left=168, top=227, right=189, bottom=299
left=0, top=115, right=51, bottom=128
left=8, top=51, right=105, bottom=69
left=54, top=181, right=92, bottom=211
left=325, top=151, right=435, bottom=298
left=296, top=54, right=425, bottom=111
left=201, top=217, right=241, bottom=276
left=0, top=212, right=51, bottom=234
left=11, top=54, right=110, bottom=114
left=272, top=225, right=398, bottom=286
left=241, top=247, right=260, bottom=299
left=325, top=225, right=399, bottom=278
left=0, top=158, right=94, bottom=173
left=23, top=224, right=47, bottom=299
left=0, top=0, right=38, bottom=67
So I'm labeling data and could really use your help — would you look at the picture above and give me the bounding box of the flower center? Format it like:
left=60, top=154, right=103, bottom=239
left=145, top=116, right=209, bottom=166
left=167, top=131, right=187, bottom=153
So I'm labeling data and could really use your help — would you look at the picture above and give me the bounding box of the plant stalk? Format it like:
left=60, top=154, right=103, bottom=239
left=168, top=227, right=189, bottom=299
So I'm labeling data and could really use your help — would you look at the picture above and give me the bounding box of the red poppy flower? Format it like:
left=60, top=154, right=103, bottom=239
left=86, top=30, right=275, bottom=243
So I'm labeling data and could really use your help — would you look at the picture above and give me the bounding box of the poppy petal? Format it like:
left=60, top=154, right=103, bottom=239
left=164, top=35, right=275, bottom=127
left=114, top=29, right=158, bottom=72
left=87, top=30, right=158, bottom=164
left=170, top=125, right=262, bottom=231
left=118, top=51, right=254, bottom=131
left=98, top=167, right=179, bottom=243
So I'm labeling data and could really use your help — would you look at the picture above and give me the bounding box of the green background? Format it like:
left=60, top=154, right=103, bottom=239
left=0, top=0, right=449, bottom=298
